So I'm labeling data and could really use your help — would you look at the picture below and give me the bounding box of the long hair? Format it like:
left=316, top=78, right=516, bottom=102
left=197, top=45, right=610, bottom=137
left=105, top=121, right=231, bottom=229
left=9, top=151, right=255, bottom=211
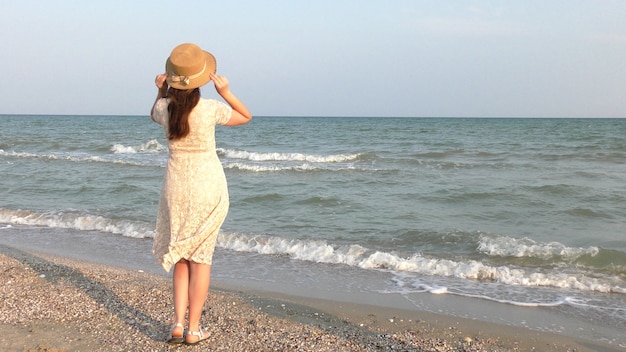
left=166, top=87, right=201, bottom=140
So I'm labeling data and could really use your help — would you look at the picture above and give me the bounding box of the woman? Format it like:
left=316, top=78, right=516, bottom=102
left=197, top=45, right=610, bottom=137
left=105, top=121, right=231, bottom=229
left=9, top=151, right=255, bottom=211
left=150, top=43, right=252, bottom=345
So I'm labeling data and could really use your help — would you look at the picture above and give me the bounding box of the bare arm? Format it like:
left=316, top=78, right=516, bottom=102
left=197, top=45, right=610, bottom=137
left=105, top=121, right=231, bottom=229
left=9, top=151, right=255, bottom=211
left=210, top=73, right=252, bottom=126
left=150, top=73, right=168, bottom=122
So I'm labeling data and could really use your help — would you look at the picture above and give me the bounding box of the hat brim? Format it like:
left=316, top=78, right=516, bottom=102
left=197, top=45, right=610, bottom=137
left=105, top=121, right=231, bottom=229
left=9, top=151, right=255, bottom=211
left=165, top=51, right=216, bottom=90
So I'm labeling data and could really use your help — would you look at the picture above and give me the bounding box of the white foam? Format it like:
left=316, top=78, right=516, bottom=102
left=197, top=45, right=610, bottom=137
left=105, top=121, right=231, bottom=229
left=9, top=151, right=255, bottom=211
left=477, top=234, right=599, bottom=260
left=218, top=148, right=360, bottom=163
left=222, top=162, right=321, bottom=172
left=219, top=232, right=368, bottom=266
left=0, top=149, right=156, bottom=167
left=429, top=286, right=448, bottom=294
left=0, top=150, right=59, bottom=160
left=111, top=144, right=137, bottom=154
left=111, top=139, right=165, bottom=154
left=0, top=208, right=154, bottom=239
left=2, top=208, right=623, bottom=294
left=217, top=232, right=625, bottom=294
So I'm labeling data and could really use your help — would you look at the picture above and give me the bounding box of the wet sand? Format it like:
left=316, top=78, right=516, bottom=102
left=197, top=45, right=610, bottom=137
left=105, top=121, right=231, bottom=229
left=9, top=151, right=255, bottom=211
left=0, top=245, right=622, bottom=352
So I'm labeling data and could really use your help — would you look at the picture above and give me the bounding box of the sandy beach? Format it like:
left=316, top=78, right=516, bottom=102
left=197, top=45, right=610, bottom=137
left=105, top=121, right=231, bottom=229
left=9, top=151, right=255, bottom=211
left=0, top=244, right=622, bottom=352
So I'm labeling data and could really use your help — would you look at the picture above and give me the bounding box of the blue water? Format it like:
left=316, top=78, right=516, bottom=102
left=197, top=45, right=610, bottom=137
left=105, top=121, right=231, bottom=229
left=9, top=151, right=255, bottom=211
left=1, top=115, right=625, bottom=346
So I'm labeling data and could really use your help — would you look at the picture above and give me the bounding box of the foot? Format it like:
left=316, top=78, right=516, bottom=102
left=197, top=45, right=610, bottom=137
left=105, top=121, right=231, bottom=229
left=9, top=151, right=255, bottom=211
left=166, top=322, right=184, bottom=344
left=185, top=326, right=210, bottom=345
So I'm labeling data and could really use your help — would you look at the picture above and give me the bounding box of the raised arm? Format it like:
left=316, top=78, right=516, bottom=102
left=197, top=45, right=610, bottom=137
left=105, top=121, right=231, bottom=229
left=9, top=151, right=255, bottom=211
left=210, top=73, right=252, bottom=126
left=150, top=73, right=168, bottom=122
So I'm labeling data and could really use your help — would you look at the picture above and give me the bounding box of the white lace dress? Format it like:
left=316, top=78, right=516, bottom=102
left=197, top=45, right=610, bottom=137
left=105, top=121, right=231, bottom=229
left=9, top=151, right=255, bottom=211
left=151, top=98, right=232, bottom=272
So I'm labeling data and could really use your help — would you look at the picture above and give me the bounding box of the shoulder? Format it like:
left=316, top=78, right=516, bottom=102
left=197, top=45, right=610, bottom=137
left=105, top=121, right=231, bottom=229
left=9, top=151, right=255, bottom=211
left=196, top=99, right=232, bottom=124
left=196, top=98, right=226, bottom=109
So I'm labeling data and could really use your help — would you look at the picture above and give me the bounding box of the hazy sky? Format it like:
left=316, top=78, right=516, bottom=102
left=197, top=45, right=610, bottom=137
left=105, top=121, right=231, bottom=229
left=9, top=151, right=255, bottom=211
left=2, top=1, right=625, bottom=117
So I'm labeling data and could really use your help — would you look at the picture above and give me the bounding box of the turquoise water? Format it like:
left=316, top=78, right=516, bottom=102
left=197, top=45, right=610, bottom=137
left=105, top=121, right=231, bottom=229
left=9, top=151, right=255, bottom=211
left=1, top=115, right=625, bottom=345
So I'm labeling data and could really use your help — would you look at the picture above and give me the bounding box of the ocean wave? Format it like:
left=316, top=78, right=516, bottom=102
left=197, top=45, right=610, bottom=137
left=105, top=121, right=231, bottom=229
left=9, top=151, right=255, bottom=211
left=222, top=162, right=360, bottom=172
left=218, top=232, right=625, bottom=294
left=1, top=147, right=359, bottom=171
left=0, top=149, right=155, bottom=167
left=111, top=139, right=166, bottom=154
left=222, top=162, right=321, bottom=172
left=218, top=148, right=360, bottom=163
left=477, top=234, right=600, bottom=260
left=2, top=207, right=623, bottom=294
left=0, top=208, right=154, bottom=239
left=1, top=150, right=60, bottom=160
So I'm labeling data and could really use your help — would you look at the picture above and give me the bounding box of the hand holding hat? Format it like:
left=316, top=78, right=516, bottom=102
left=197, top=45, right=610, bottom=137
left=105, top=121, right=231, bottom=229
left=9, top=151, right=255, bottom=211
left=210, top=72, right=230, bottom=97
left=155, top=73, right=168, bottom=89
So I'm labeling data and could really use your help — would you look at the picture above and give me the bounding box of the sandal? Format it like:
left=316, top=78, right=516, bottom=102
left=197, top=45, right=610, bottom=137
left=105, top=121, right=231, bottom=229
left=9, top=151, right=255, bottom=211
left=185, top=327, right=210, bottom=345
left=166, top=322, right=184, bottom=344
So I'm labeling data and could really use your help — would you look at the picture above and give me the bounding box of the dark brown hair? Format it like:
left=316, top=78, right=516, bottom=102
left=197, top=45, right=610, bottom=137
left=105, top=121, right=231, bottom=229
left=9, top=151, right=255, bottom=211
left=166, top=87, right=201, bottom=140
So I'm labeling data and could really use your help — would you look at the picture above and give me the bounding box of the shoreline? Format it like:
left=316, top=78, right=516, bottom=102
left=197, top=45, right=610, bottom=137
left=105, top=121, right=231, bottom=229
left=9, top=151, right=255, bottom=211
left=1, top=245, right=622, bottom=352
left=4, top=226, right=624, bottom=347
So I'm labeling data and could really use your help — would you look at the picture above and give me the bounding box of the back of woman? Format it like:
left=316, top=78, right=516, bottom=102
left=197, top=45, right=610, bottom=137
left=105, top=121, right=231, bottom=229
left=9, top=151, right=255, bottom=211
left=152, top=97, right=233, bottom=273
left=156, top=99, right=232, bottom=153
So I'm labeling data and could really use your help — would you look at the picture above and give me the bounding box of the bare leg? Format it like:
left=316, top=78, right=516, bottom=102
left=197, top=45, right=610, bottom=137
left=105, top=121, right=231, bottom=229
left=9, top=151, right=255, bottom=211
left=172, top=259, right=190, bottom=336
left=186, top=261, right=211, bottom=341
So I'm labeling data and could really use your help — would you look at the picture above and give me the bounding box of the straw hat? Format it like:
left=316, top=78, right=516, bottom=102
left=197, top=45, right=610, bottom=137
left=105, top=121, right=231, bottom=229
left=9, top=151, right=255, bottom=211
left=165, top=43, right=216, bottom=89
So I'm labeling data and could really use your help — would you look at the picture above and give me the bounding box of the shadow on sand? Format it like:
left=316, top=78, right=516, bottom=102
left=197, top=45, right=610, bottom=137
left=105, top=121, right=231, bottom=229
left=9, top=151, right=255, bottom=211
left=0, top=244, right=167, bottom=342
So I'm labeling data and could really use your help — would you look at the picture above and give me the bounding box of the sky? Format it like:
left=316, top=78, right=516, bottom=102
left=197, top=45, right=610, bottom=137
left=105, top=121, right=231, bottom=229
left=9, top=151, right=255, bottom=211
left=1, top=1, right=625, bottom=117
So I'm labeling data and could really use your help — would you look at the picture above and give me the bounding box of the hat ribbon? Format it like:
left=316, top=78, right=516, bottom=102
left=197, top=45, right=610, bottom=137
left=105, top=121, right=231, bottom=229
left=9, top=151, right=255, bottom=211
left=169, top=62, right=206, bottom=86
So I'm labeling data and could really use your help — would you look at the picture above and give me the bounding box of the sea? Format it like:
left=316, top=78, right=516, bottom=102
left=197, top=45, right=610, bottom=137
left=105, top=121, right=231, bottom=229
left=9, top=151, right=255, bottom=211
left=1, top=115, right=625, bottom=347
